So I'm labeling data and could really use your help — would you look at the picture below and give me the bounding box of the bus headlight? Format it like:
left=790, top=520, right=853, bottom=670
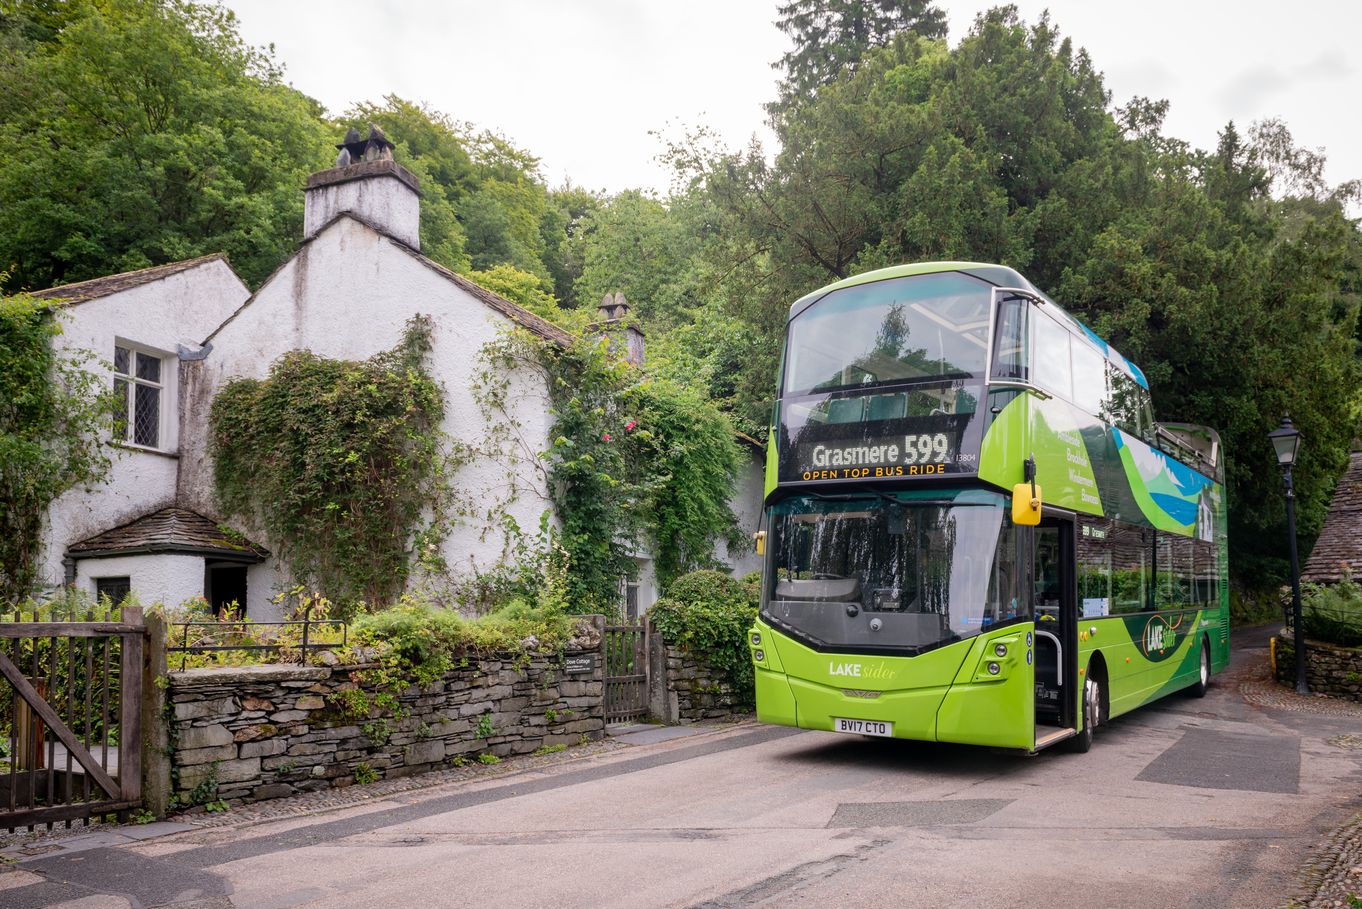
left=994, top=643, right=1008, bottom=658
left=754, top=649, right=765, bottom=662
left=751, top=632, right=761, bottom=646
left=987, top=662, right=1001, bottom=675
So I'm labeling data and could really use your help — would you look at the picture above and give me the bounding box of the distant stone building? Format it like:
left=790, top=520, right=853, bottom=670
left=1302, top=451, right=1362, bottom=584
left=32, top=129, right=763, bottom=619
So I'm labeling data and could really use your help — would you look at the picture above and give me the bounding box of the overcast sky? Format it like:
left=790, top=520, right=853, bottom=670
left=222, top=0, right=1361, bottom=198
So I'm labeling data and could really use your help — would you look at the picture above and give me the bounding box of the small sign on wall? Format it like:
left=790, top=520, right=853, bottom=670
left=563, top=654, right=594, bottom=675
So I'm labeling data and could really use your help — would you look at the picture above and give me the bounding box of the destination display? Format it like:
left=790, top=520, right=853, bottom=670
left=777, top=383, right=987, bottom=483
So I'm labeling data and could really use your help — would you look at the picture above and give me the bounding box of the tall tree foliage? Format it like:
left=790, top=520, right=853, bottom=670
left=672, top=6, right=1362, bottom=584
left=0, top=0, right=332, bottom=291
left=772, top=0, right=947, bottom=111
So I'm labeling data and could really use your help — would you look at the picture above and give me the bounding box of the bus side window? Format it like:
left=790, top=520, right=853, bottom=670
left=1077, top=516, right=1113, bottom=618
left=1154, top=532, right=1195, bottom=609
left=1032, top=311, right=1073, bottom=401
left=1106, top=367, right=1144, bottom=439
left=1192, top=538, right=1218, bottom=605
left=991, top=296, right=1029, bottom=381
left=1141, top=392, right=1156, bottom=444
left=1071, top=340, right=1107, bottom=417
left=1110, top=523, right=1150, bottom=614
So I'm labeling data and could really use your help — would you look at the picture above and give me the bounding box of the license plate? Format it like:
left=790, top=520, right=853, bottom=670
left=834, top=717, right=893, bottom=737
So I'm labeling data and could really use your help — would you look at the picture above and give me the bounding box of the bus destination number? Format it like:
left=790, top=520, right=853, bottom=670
left=800, top=432, right=957, bottom=482
left=834, top=717, right=894, bottom=738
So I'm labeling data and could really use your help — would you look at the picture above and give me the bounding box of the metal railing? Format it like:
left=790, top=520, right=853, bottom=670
left=168, top=611, right=346, bottom=671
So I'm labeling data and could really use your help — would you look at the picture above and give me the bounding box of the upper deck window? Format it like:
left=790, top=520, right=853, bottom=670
left=1032, top=309, right=1073, bottom=400
left=784, top=272, right=992, bottom=396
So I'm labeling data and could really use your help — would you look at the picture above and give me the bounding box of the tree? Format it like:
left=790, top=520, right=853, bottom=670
left=673, top=5, right=1362, bottom=587
left=772, top=0, right=947, bottom=112
left=540, top=184, right=603, bottom=308
left=0, top=0, right=332, bottom=291
left=0, top=295, right=113, bottom=604
left=573, top=191, right=702, bottom=329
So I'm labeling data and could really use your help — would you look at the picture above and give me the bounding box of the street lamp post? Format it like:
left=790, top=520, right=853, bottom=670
left=1268, top=415, right=1308, bottom=695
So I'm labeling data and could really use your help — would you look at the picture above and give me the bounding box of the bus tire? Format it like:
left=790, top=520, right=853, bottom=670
left=1190, top=637, right=1211, bottom=698
left=1070, top=669, right=1100, bottom=753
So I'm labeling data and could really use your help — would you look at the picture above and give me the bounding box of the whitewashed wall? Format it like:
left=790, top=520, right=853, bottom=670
left=177, top=216, right=556, bottom=619
left=717, top=448, right=766, bottom=580
left=72, top=553, right=205, bottom=608
left=38, top=260, right=251, bottom=589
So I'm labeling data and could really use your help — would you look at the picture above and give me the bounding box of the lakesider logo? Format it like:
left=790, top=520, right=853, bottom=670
left=828, top=661, right=897, bottom=681
left=1137, top=613, right=1186, bottom=661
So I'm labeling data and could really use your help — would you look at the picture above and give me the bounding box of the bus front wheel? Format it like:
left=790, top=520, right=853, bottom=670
left=1070, top=671, right=1101, bottom=753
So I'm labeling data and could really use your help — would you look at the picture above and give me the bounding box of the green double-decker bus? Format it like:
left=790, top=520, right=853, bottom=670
left=749, top=262, right=1229, bottom=753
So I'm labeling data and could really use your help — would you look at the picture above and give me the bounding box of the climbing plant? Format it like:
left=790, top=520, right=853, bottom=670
left=0, top=292, right=113, bottom=604
left=625, top=379, right=746, bottom=587
left=210, top=316, right=452, bottom=613
left=475, top=328, right=745, bottom=614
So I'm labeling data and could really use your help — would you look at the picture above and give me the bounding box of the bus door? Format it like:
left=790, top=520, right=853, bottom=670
left=1033, top=517, right=1078, bottom=735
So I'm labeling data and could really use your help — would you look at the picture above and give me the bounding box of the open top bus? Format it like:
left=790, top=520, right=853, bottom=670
left=750, top=262, right=1228, bottom=753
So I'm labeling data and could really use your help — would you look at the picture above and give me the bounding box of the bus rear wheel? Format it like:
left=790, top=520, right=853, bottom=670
left=1070, top=671, right=1100, bottom=753
left=1190, top=638, right=1211, bottom=698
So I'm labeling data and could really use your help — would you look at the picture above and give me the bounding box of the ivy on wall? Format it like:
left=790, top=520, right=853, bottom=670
left=210, top=316, right=451, bottom=612
left=0, top=293, right=113, bottom=604
left=477, top=329, right=745, bottom=614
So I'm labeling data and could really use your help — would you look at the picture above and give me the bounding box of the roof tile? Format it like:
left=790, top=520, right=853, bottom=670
left=1302, top=451, right=1362, bottom=583
left=67, top=507, right=268, bottom=561
left=29, top=254, right=228, bottom=305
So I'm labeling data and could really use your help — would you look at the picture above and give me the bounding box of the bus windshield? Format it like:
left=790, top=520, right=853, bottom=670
left=784, top=271, right=994, bottom=396
left=764, top=492, right=1023, bottom=653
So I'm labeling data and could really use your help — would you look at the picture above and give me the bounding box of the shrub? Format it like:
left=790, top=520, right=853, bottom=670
left=1300, top=579, right=1362, bottom=648
left=650, top=570, right=758, bottom=709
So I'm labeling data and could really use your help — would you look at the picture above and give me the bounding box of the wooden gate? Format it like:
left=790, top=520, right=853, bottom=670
left=1, top=604, right=145, bottom=832
left=604, top=623, right=649, bottom=724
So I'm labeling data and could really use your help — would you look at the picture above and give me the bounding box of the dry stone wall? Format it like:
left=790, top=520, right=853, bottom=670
left=1273, top=635, right=1362, bottom=701
left=651, top=639, right=749, bottom=723
left=168, top=647, right=604, bottom=807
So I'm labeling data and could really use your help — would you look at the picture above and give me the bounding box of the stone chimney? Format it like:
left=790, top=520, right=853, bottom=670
left=304, top=124, right=421, bottom=249
left=591, top=292, right=645, bottom=366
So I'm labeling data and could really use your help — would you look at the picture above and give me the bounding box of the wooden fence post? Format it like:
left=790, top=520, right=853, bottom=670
left=140, top=609, right=172, bottom=817
left=118, top=607, right=144, bottom=809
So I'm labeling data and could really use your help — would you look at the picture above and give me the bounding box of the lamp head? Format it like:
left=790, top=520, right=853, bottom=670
left=1268, top=414, right=1302, bottom=468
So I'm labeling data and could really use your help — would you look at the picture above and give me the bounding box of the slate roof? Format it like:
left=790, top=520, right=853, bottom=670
left=1302, top=451, right=1362, bottom=583
left=29, top=254, right=228, bottom=305
left=67, top=507, right=268, bottom=562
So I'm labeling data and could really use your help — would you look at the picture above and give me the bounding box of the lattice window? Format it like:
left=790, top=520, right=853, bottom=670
left=94, top=576, right=131, bottom=604
left=113, top=343, right=164, bottom=448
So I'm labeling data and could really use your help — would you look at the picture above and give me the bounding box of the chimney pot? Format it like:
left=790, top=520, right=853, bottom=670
left=306, top=126, right=420, bottom=248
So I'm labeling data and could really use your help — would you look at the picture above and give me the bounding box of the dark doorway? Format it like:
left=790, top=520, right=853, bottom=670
left=206, top=563, right=248, bottom=617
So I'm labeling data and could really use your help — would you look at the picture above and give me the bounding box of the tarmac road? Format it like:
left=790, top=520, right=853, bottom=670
left=3, top=625, right=1360, bottom=909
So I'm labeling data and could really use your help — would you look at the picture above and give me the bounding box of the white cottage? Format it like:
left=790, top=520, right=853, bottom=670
left=31, top=130, right=762, bottom=619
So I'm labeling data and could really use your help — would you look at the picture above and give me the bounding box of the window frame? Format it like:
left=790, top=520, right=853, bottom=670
left=112, top=340, right=173, bottom=452
left=93, top=576, right=131, bottom=605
